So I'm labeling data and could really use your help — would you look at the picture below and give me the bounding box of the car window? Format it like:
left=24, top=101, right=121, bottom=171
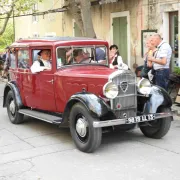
left=32, top=49, right=52, bottom=62
left=18, top=50, right=30, bottom=69
left=56, top=46, right=108, bottom=68
left=56, top=48, right=67, bottom=67
left=32, top=50, right=41, bottom=62
left=9, top=49, right=16, bottom=68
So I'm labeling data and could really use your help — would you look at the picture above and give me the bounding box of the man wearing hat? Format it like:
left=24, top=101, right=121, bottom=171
left=31, top=49, right=51, bottom=73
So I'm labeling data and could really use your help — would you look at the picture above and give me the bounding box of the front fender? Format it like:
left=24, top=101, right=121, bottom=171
left=62, top=92, right=112, bottom=125
left=141, top=85, right=172, bottom=114
left=3, top=81, right=23, bottom=108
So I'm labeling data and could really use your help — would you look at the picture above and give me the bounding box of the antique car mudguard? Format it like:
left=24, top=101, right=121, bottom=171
left=62, top=92, right=113, bottom=125
left=158, top=86, right=172, bottom=107
left=138, top=85, right=172, bottom=115
left=3, top=81, right=23, bottom=108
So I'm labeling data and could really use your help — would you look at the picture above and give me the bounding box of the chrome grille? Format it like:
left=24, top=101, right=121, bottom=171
left=110, top=70, right=137, bottom=118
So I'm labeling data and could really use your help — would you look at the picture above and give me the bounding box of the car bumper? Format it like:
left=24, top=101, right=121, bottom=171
left=93, top=110, right=177, bottom=128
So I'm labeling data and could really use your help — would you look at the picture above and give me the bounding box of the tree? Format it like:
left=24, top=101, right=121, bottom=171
left=0, top=20, right=14, bottom=52
left=65, top=0, right=96, bottom=38
left=0, top=0, right=43, bottom=36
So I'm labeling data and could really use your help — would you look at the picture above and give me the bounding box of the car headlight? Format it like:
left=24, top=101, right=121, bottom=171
left=103, top=82, right=118, bottom=99
left=137, top=78, right=152, bottom=95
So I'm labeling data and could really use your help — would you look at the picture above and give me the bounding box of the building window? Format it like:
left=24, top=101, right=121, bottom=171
left=32, top=3, right=38, bottom=23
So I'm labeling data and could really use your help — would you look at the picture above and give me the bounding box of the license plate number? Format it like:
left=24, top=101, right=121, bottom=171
left=126, top=114, right=155, bottom=124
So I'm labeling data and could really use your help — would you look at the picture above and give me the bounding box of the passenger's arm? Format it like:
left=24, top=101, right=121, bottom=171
left=30, top=61, right=48, bottom=73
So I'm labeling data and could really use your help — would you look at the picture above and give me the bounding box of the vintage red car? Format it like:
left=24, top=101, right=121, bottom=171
left=3, top=37, right=175, bottom=152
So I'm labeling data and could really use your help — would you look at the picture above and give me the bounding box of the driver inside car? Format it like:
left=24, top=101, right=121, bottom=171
left=73, top=49, right=90, bottom=64
left=31, top=49, right=51, bottom=73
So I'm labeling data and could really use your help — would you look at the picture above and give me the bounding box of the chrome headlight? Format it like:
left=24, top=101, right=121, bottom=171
left=103, top=82, right=118, bottom=99
left=137, top=78, right=152, bottom=95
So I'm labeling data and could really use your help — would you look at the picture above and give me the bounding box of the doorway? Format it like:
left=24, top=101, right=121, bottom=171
left=113, top=16, right=127, bottom=63
left=169, top=11, right=179, bottom=67
left=111, top=11, right=130, bottom=67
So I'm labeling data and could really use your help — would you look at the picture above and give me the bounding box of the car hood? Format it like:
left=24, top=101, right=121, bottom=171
left=55, top=65, right=116, bottom=78
left=54, top=65, right=116, bottom=101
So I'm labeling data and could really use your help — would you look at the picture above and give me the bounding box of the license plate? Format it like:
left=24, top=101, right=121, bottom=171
left=125, top=114, right=155, bottom=124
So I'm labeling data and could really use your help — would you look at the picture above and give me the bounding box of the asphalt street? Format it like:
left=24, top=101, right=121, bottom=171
left=0, top=81, right=180, bottom=180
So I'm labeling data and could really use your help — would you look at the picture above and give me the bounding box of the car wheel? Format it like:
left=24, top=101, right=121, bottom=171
left=69, top=103, right=102, bottom=153
left=139, top=107, right=172, bottom=139
left=6, top=91, right=24, bottom=124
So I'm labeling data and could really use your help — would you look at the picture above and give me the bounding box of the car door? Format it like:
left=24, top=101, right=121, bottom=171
left=29, top=48, right=57, bottom=112
left=35, top=71, right=56, bottom=111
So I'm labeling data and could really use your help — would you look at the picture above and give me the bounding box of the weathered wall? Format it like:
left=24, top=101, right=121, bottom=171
left=63, top=0, right=145, bottom=68
left=14, top=0, right=180, bottom=68
left=15, top=0, right=64, bottom=39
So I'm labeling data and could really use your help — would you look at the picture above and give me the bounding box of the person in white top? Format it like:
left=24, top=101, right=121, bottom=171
left=148, top=33, right=172, bottom=91
left=31, top=49, right=51, bottom=73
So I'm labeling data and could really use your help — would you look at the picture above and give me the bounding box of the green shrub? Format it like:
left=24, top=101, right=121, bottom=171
left=174, top=67, right=180, bottom=75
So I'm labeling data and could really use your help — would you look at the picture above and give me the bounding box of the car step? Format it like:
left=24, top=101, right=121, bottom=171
left=19, top=109, right=62, bottom=125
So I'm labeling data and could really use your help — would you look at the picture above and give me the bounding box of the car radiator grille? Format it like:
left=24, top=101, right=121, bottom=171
left=110, top=71, right=137, bottom=119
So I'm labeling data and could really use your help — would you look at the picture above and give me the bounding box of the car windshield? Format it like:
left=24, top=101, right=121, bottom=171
left=56, top=46, right=108, bottom=68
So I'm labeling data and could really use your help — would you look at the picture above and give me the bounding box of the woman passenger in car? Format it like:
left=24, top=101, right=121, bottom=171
left=31, top=49, right=51, bottom=73
left=109, top=44, right=128, bottom=69
left=109, top=44, right=119, bottom=68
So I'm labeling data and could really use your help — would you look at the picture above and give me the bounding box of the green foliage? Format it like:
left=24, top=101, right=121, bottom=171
left=0, top=20, right=14, bottom=52
left=174, top=67, right=180, bottom=76
left=14, top=0, right=41, bottom=14
left=0, top=0, right=44, bottom=37
left=0, top=0, right=43, bottom=15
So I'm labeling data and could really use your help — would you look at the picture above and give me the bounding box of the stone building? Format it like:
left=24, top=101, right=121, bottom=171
left=14, top=0, right=180, bottom=69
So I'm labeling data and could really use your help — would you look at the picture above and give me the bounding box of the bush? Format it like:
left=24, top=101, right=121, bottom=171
left=174, top=67, right=180, bottom=76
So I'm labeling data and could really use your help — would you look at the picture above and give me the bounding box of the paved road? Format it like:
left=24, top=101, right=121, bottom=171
left=0, top=82, right=180, bottom=180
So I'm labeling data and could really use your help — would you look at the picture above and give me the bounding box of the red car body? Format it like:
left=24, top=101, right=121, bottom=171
left=9, top=38, right=112, bottom=112
left=3, top=37, right=174, bottom=153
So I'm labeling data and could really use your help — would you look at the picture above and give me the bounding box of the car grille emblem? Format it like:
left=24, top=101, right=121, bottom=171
left=120, top=81, right=128, bottom=92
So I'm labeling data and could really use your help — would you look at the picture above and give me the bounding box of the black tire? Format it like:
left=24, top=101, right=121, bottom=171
left=69, top=103, right=102, bottom=153
left=6, top=91, right=24, bottom=124
left=140, top=107, right=172, bottom=139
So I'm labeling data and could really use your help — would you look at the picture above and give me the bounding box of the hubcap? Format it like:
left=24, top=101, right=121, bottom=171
left=76, top=117, right=88, bottom=137
left=9, top=100, right=16, bottom=115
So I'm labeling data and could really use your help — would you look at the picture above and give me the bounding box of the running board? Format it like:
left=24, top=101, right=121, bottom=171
left=19, top=109, right=62, bottom=125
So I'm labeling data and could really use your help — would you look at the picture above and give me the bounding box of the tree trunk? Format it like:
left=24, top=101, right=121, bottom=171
left=66, top=0, right=96, bottom=38
left=79, top=0, right=96, bottom=38
left=0, top=8, right=13, bottom=36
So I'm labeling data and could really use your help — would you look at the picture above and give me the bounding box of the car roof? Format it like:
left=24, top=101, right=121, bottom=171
left=10, top=36, right=108, bottom=48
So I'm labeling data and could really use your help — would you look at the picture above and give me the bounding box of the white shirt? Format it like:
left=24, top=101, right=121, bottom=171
left=153, top=41, right=172, bottom=70
left=31, top=59, right=51, bottom=73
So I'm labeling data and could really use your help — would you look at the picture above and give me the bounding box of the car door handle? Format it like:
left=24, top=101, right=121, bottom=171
left=47, top=79, right=54, bottom=84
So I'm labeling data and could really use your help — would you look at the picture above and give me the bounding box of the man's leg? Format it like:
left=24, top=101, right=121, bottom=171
left=155, top=69, right=169, bottom=91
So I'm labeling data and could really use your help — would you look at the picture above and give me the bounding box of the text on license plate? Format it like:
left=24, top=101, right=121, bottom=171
left=125, top=114, right=155, bottom=124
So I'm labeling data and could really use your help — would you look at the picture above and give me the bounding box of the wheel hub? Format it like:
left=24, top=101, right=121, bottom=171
left=9, top=100, right=15, bottom=115
left=76, top=117, right=88, bottom=137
